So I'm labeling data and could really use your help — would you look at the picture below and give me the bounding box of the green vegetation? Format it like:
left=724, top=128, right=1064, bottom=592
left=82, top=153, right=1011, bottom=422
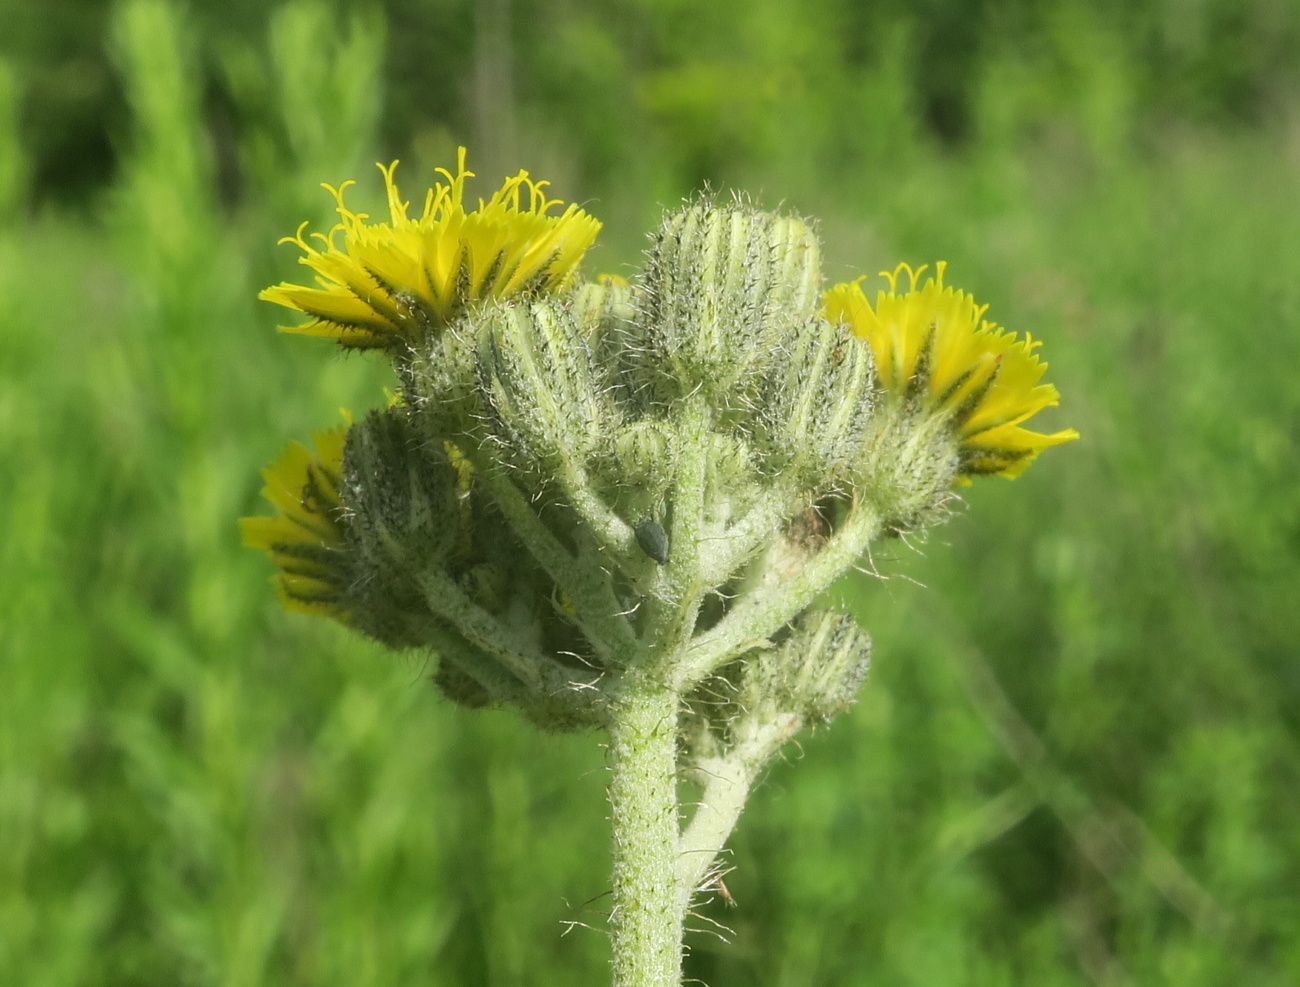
left=2, top=1, right=1298, bottom=984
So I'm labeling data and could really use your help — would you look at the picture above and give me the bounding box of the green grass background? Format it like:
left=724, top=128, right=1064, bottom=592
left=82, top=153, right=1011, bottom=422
left=2, top=1, right=1299, bottom=984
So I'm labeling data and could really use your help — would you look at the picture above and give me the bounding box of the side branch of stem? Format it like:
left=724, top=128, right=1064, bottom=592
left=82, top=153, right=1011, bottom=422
left=676, top=713, right=803, bottom=911
left=417, top=566, right=603, bottom=708
left=476, top=461, right=639, bottom=663
left=671, top=499, right=881, bottom=691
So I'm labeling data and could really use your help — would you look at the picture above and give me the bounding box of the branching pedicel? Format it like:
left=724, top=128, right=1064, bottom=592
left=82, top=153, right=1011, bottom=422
left=243, top=149, right=1078, bottom=987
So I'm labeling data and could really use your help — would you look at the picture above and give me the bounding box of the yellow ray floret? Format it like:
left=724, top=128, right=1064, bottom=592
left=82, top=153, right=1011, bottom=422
left=260, top=147, right=603, bottom=351
left=823, top=263, right=1078, bottom=479
left=240, top=425, right=350, bottom=617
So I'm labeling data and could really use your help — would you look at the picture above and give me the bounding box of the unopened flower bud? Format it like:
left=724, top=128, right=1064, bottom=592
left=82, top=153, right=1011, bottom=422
left=854, top=411, right=961, bottom=532
left=635, top=201, right=820, bottom=403
left=572, top=276, right=636, bottom=351
left=742, top=609, right=872, bottom=723
left=476, top=300, right=609, bottom=475
left=404, top=321, right=480, bottom=438
left=603, top=418, right=674, bottom=495
left=705, top=432, right=759, bottom=528
left=343, top=407, right=461, bottom=581
left=757, top=317, right=875, bottom=488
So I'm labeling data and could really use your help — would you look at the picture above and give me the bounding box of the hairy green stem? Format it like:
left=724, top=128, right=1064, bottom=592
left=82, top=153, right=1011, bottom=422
left=676, top=755, right=753, bottom=911
left=676, top=713, right=803, bottom=911
left=671, top=500, right=881, bottom=691
left=608, top=678, right=684, bottom=987
left=416, top=567, right=584, bottom=694
left=642, top=394, right=710, bottom=657
left=704, top=474, right=804, bottom=584
left=556, top=457, right=640, bottom=563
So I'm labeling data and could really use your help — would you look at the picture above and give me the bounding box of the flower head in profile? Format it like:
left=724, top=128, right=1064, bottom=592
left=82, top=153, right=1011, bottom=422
left=261, top=147, right=602, bottom=352
left=824, top=263, right=1078, bottom=479
left=240, top=425, right=350, bottom=618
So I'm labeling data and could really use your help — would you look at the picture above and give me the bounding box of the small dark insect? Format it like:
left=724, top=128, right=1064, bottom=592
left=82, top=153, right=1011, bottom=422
left=634, top=518, right=670, bottom=565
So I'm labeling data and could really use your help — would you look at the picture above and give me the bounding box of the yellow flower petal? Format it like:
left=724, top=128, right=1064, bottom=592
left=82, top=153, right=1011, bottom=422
left=824, top=263, right=1078, bottom=480
left=241, top=424, right=351, bottom=618
left=261, top=147, right=603, bottom=351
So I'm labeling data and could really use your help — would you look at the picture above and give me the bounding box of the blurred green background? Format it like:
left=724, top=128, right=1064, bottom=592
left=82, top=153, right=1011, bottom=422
left=3, top=0, right=1299, bottom=984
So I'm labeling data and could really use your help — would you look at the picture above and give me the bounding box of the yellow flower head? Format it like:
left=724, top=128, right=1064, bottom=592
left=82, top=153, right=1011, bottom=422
left=823, top=263, right=1079, bottom=479
left=261, top=147, right=603, bottom=351
left=240, top=425, right=350, bottom=617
